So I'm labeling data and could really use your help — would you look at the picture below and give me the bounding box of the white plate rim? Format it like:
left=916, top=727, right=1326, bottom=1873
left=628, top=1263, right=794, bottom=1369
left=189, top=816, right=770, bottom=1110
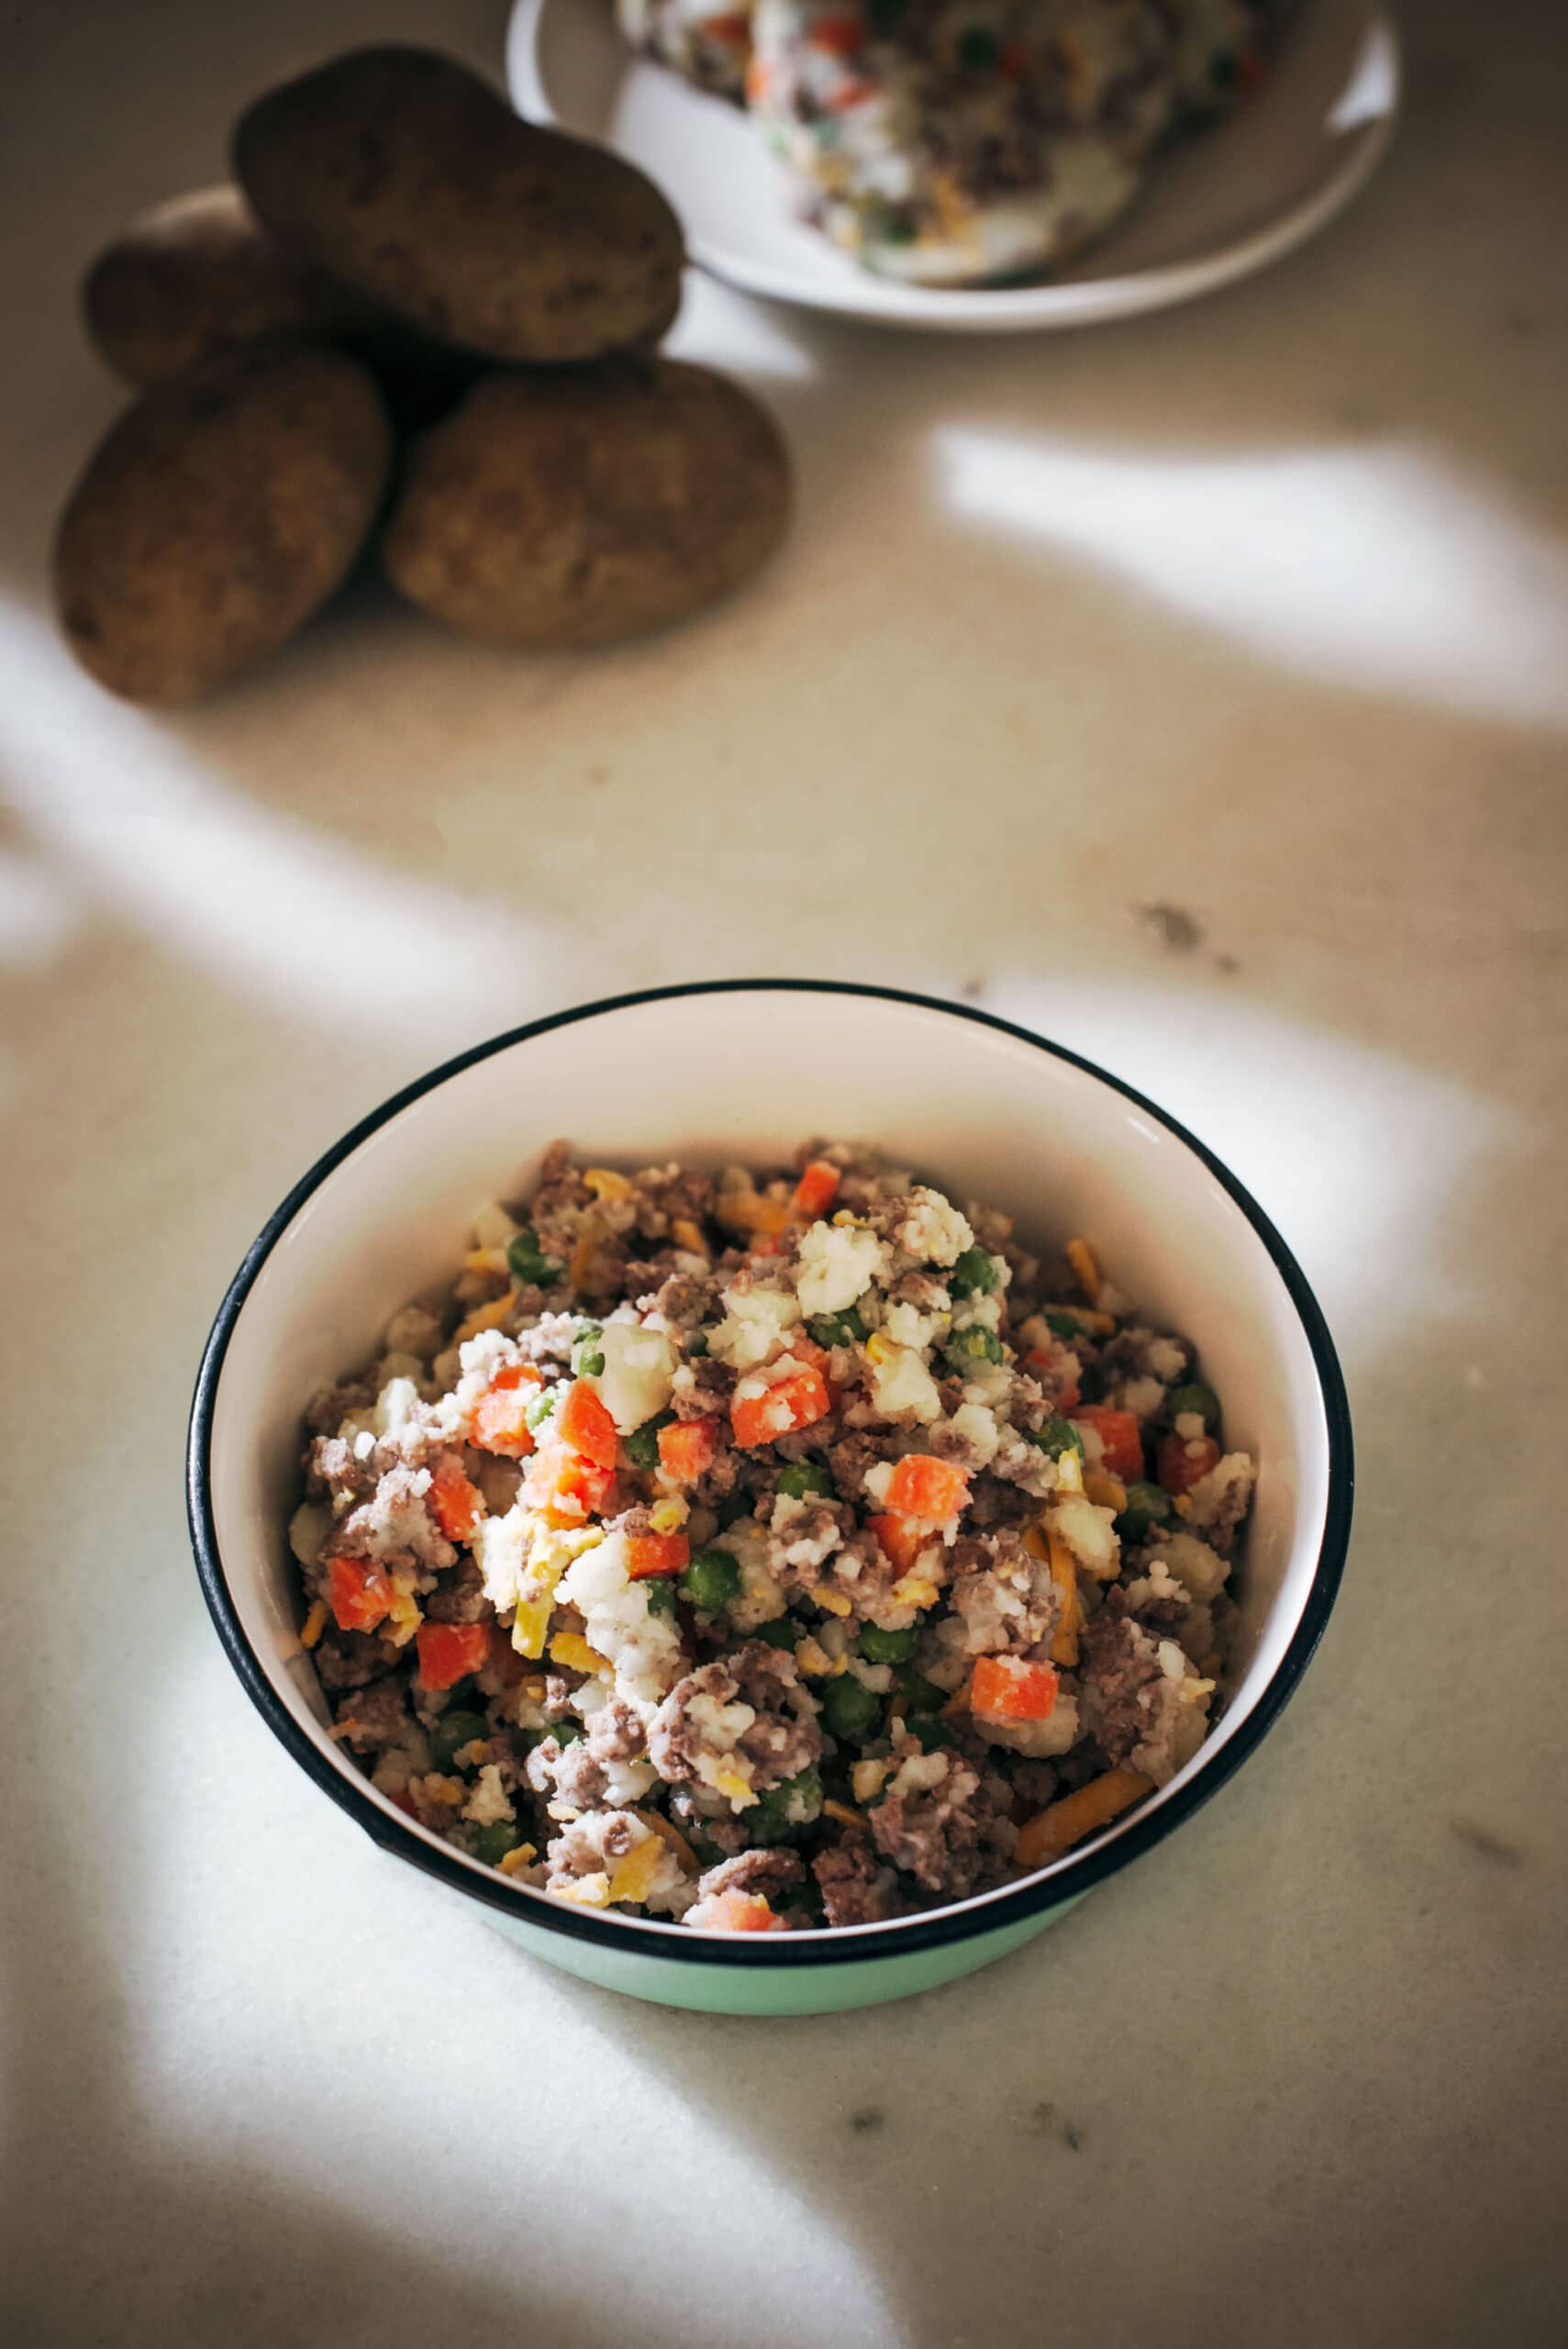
left=506, top=0, right=1402, bottom=334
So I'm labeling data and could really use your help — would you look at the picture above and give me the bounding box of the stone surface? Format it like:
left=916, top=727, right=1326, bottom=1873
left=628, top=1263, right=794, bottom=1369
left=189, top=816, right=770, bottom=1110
left=0, top=3, right=1562, bottom=2343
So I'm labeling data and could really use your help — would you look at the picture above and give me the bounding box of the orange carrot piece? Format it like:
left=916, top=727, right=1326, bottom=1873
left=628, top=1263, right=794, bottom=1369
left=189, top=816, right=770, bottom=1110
left=1158, top=1431, right=1221, bottom=1496
left=867, top=1511, right=924, bottom=1573
left=327, top=1554, right=395, bottom=1634
left=1073, top=1408, right=1143, bottom=1484
left=625, top=1531, right=691, bottom=1581
left=468, top=1361, right=543, bottom=1458
left=697, top=1891, right=784, bottom=1933
left=556, top=1379, right=619, bottom=1469
left=657, top=1415, right=720, bottom=1484
left=730, top=1364, right=831, bottom=1450
left=884, top=1454, right=970, bottom=1523
left=416, top=1620, right=491, bottom=1691
left=790, top=1160, right=841, bottom=1220
left=428, top=1461, right=484, bottom=1541
left=1014, top=1767, right=1152, bottom=1869
left=971, top=1653, right=1060, bottom=1723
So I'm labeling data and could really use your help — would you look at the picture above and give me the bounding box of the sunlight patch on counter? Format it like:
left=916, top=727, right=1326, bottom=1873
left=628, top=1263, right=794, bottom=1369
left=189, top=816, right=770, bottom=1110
left=0, top=603, right=575, bottom=1046
left=932, top=429, right=1568, bottom=731
left=981, top=970, right=1506, bottom=1338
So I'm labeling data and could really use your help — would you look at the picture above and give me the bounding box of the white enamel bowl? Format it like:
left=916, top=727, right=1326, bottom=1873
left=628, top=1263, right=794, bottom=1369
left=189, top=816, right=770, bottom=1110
left=188, top=982, right=1352, bottom=2014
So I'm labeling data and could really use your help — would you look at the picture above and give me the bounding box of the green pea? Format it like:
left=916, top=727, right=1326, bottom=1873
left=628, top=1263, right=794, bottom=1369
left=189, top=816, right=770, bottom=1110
left=748, top=1767, right=822, bottom=1844
left=912, top=1718, right=953, bottom=1753
left=624, top=1409, right=676, bottom=1470
left=643, top=1578, right=678, bottom=1619
left=753, top=1617, right=798, bottom=1650
left=945, top=1325, right=1004, bottom=1370
left=1115, top=1481, right=1174, bottom=1543
left=520, top=1721, right=578, bottom=1752
left=685, top=1330, right=710, bottom=1358
left=1044, top=1309, right=1085, bottom=1340
left=949, top=1245, right=1001, bottom=1297
left=895, top=1667, right=946, bottom=1716
left=1166, top=1381, right=1220, bottom=1432
left=428, top=1709, right=489, bottom=1772
left=506, top=1228, right=562, bottom=1286
left=471, top=1821, right=522, bottom=1866
left=689, top=1832, right=726, bottom=1869
left=1030, top=1417, right=1085, bottom=1461
left=820, top=1675, right=882, bottom=1742
left=959, top=26, right=999, bottom=71
left=856, top=1624, right=917, bottom=1664
left=524, top=1383, right=559, bottom=1431
left=573, top=1326, right=606, bottom=1377
left=809, top=1307, right=867, bottom=1350
left=680, top=1548, right=741, bottom=1611
left=777, top=1461, right=835, bottom=1501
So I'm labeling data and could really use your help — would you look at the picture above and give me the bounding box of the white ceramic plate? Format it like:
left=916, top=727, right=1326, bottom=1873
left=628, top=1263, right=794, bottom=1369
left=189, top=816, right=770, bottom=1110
left=506, top=0, right=1400, bottom=333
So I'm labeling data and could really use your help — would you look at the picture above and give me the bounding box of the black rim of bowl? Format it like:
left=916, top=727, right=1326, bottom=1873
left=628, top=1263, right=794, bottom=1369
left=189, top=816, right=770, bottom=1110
left=187, top=978, right=1354, bottom=1971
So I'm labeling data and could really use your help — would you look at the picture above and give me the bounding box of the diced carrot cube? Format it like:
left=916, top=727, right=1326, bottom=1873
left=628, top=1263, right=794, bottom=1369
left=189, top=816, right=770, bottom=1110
left=556, top=1379, right=619, bottom=1469
left=884, top=1454, right=970, bottom=1523
left=657, top=1415, right=720, bottom=1484
left=790, top=1160, right=842, bottom=1220
left=327, top=1554, right=395, bottom=1634
left=1157, top=1431, right=1221, bottom=1496
left=416, top=1620, right=491, bottom=1691
left=625, top=1531, right=691, bottom=1581
left=730, top=1364, right=831, bottom=1450
left=525, top=1446, right=615, bottom=1522
left=1072, top=1408, right=1143, bottom=1484
left=697, top=1891, right=784, bottom=1933
left=428, top=1461, right=484, bottom=1541
left=867, top=1511, right=924, bottom=1573
left=387, top=1787, right=417, bottom=1818
left=971, top=1653, right=1060, bottom=1723
left=810, top=14, right=864, bottom=56
left=468, top=1360, right=543, bottom=1458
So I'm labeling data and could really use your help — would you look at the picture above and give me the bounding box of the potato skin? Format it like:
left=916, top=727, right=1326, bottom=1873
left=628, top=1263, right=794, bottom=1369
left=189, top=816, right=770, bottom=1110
left=380, top=359, right=791, bottom=648
left=53, top=343, right=393, bottom=704
left=233, top=46, right=686, bottom=365
left=81, top=184, right=371, bottom=387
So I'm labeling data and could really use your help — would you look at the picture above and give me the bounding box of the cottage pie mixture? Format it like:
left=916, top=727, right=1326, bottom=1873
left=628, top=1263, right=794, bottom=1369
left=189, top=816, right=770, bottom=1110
left=292, top=1142, right=1253, bottom=1932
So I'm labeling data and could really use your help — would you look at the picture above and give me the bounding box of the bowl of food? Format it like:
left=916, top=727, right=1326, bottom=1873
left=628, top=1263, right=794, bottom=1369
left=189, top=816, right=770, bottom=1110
left=187, top=980, right=1351, bottom=2014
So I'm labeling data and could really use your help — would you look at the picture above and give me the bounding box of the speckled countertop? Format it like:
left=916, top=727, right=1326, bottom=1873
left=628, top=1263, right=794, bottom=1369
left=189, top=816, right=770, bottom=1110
left=2, top=4, right=1562, bottom=2343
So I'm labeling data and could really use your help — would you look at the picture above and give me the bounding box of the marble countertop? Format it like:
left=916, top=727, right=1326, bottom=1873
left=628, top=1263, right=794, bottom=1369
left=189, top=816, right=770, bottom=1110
left=2, top=3, right=1562, bottom=2343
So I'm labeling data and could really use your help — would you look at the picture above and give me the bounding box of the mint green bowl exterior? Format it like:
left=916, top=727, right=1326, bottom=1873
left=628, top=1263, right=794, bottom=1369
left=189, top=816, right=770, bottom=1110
left=189, top=981, right=1351, bottom=2016
left=481, top=1891, right=1085, bottom=2015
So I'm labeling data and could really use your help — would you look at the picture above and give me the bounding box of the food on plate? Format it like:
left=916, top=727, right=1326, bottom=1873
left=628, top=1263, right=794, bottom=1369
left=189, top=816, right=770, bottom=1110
left=616, top=0, right=757, bottom=99
left=749, top=0, right=1178, bottom=284
left=381, top=356, right=791, bottom=647
left=80, top=184, right=374, bottom=388
left=292, top=1140, right=1253, bottom=1932
left=1173, top=0, right=1285, bottom=114
left=624, top=0, right=1295, bottom=285
left=233, top=45, right=685, bottom=364
left=52, top=342, right=391, bottom=705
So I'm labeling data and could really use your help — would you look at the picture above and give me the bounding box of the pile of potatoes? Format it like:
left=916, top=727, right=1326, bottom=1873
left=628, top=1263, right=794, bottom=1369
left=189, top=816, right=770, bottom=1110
left=56, top=45, right=793, bottom=705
